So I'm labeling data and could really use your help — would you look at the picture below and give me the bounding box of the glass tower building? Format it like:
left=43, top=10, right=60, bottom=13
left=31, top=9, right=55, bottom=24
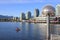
left=26, top=11, right=31, bottom=20
left=34, top=9, right=39, bottom=17
left=56, top=4, right=60, bottom=16
left=20, top=12, right=25, bottom=20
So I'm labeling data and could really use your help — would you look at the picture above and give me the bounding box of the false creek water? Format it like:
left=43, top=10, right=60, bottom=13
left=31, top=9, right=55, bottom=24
left=0, top=22, right=60, bottom=40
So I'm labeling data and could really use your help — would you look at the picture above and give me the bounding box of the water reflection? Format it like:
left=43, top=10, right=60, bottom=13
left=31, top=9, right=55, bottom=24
left=20, top=23, right=48, bottom=40
left=51, top=24, right=60, bottom=35
left=37, top=23, right=48, bottom=40
left=26, top=23, right=34, bottom=40
left=0, top=22, right=60, bottom=40
left=19, top=23, right=60, bottom=40
left=21, top=22, right=35, bottom=40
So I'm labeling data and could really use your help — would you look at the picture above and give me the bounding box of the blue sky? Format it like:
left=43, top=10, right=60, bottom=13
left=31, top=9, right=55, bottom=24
left=0, top=0, right=60, bottom=17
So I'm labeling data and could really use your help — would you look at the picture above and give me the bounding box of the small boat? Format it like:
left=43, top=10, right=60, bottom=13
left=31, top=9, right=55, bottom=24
left=16, top=27, right=20, bottom=32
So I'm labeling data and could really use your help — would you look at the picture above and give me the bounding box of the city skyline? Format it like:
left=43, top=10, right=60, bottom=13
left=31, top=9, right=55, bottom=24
left=0, top=0, right=60, bottom=17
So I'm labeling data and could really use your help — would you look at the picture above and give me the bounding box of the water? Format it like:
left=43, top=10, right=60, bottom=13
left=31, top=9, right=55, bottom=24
left=0, top=22, right=60, bottom=40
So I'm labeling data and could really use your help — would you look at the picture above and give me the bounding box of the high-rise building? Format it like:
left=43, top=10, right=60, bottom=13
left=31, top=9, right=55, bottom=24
left=20, top=12, right=25, bottom=20
left=34, top=9, right=39, bottom=17
left=26, top=11, right=31, bottom=20
left=56, top=4, right=60, bottom=16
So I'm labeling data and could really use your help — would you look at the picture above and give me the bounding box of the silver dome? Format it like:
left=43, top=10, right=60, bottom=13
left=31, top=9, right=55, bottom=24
left=42, top=5, right=55, bottom=16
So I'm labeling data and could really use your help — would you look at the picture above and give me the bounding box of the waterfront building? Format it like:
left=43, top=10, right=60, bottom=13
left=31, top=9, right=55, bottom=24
left=34, top=9, right=39, bottom=17
left=13, top=17, right=15, bottom=20
left=26, top=11, right=31, bottom=20
left=33, top=5, right=56, bottom=21
left=56, top=4, right=60, bottom=16
left=33, top=17, right=56, bottom=21
left=20, top=12, right=26, bottom=21
left=13, top=17, right=19, bottom=21
left=41, top=5, right=55, bottom=17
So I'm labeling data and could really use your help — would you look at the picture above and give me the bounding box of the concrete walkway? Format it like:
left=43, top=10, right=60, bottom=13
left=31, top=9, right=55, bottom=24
left=51, top=34, right=60, bottom=40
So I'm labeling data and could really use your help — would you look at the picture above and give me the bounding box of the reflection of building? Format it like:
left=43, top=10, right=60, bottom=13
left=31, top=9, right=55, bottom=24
left=34, top=9, right=39, bottom=17
left=20, top=12, right=26, bottom=20
left=42, top=5, right=55, bottom=17
left=56, top=4, right=60, bottom=16
left=26, top=11, right=31, bottom=20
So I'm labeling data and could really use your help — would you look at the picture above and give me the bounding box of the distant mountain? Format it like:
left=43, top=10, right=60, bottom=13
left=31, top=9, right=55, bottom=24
left=0, top=15, right=13, bottom=19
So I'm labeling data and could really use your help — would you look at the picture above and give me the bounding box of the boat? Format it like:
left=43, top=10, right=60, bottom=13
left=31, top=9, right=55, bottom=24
left=16, top=27, right=20, bottom=32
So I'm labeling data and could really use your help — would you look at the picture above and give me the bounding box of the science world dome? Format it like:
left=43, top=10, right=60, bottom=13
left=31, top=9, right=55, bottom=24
left=42, top=5, right=55, bottom=17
